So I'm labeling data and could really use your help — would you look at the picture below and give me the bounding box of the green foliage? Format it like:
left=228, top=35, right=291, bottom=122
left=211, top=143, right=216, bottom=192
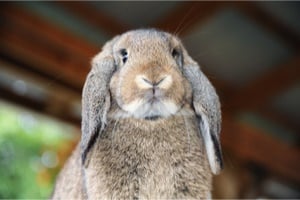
left=0, top=102, right=78, bottom=199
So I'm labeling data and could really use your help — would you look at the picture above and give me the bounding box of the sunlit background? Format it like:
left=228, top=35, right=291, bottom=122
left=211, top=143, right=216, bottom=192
left=0, top=1, right=299, bottom=199
left=0, top=102, right=79, bottom=198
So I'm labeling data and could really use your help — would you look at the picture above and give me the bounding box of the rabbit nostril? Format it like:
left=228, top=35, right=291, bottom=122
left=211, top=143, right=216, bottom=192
left=135, top=75, right=154, bottom=89
left=157, top=75, right=173, bottom=89
left=142, top=78, right=153, bottom=85
left=122, top=57, right=127, bottom=64
left=154, top=77, right=166, bottom=86
left=136, top=75, right=172, bottom=90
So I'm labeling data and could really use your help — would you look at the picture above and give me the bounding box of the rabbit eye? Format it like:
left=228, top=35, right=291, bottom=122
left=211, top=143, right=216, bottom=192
left=171, top=48, right=183, bottom=67
left=172, top=48, right=179, bottom=58
left=120, top=49, right=128, bottom=64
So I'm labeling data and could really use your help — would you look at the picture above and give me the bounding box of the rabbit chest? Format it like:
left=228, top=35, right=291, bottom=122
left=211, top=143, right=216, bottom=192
left=84, top=114, right=213, bottom=199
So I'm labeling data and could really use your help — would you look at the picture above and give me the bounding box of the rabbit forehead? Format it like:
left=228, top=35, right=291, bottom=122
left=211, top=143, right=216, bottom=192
left=115, top=29, right=181, bottom=51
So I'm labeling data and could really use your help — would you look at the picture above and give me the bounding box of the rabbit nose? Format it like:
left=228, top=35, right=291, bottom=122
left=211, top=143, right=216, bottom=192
left=142, top=77, right=165, bottom=87
left=141, top=77, right=154, bottom=86
left=135, top=75, right=173, bottom=90
left=135, top=75, right=173, bottom=89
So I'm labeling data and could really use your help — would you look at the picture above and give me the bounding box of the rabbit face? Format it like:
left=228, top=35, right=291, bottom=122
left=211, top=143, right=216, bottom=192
left=82, top=29, right=222, bottom=174
left=110, top=30, right=192, bottom=120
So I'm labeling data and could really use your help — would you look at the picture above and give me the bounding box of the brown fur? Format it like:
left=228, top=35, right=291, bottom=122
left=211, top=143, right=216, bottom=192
left=51, top=145, right=83, bottom=199
left=109, top=30, right=190, bottom=109
left=52, top=105, right=212, bottom=199
left=51, top=29, right=222, bottom=199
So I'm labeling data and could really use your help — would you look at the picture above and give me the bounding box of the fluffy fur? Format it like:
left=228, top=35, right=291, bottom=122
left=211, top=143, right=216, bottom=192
left=51, top=29, right=222, bottom=199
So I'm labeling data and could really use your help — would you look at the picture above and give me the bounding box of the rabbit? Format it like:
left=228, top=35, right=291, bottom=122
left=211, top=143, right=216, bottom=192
left=51, top=29, right=223, bottom=199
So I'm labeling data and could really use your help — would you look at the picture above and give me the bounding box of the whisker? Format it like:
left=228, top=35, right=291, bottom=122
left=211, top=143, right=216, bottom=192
left=180, top=29, right=216, bottom=41
left=188, top=40, right=235, bottom=61
left=173, top=3, right=195, bottom=37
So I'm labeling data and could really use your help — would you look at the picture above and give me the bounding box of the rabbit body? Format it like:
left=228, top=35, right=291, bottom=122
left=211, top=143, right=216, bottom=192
left=52, top=107, right=212, bottom=199
left=85, top=107, right=212, bottom=199
left=51, top=145, right=83, bottom=199
left=52, top=29, right=222, bottom=199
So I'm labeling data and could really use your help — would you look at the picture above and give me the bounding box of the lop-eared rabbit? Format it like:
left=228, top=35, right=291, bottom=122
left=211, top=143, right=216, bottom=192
left=52, top=29, right=223, bottom=199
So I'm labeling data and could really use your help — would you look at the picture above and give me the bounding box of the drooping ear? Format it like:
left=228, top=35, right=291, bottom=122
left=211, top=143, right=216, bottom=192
left=81, top=36, right=120, bottom=166
left=182, top=48, right=223, bottom=175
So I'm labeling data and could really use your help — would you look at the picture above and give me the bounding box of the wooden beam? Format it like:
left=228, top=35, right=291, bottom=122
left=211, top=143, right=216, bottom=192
left=155, top=2, right=225, bottom=36
left=0, top=6, right=93, bottom=68
left=156, top=2, right=300, bottom=50
left=222, top=115, right=300, bottom=184
left=258, top=108, right=300, bottom=136
left=0, top=86, right=80, bottom=125
left=0, top=25, right=88, bottom=90
left=234, top=2, right=300, bottom=51
left=0, top=4, right=99, bottom=58
left=0, top=60, right=81, bottom=102
left=57, top=2, right=129, bottom=35
left=0, top=85, right=46, bottom=111
left=0, top=5, right=99, bottom=91
left=0, top=60, right=82, bottom=125
left=0, top=52, right=81, bottom=93
left=226, top=55, right=300, bottom=111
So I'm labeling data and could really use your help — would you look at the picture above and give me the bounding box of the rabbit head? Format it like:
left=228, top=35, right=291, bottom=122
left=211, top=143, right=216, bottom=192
left=109, top=30, right=192, bottom=120
left=81, top=29, right=223, bottom=174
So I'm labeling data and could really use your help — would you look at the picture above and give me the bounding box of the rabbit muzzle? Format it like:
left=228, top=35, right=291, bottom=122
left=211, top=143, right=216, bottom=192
left=110, top=62, right=187, bottom=120
left=121, top=73, right=179, bottom=120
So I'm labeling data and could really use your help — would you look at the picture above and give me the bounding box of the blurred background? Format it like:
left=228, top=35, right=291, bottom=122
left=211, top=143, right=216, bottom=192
left=0, top=1, right=299, bottom=199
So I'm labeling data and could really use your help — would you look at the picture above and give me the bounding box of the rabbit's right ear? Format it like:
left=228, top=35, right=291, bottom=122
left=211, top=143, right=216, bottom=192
left=81, top=36, right=119, bottom=166
left=182, top=48, right=223, bottom=175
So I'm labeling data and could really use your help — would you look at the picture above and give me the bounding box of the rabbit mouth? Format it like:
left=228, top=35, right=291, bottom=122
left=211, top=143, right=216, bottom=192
left=144, top=115, right=161, bottom=120
left=148, top=96, right=160, bottom=104
left=122, top=98, right=180, bottom=120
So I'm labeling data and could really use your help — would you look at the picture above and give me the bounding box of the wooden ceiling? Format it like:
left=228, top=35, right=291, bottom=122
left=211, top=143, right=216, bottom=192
left=0, top=1, right=299, bottom=194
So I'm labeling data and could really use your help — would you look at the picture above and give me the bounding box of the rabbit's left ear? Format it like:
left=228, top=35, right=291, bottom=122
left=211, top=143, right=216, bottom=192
left=81, top=36, right=119, bottom=166
left=182, top=49, right=223, bottom=175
